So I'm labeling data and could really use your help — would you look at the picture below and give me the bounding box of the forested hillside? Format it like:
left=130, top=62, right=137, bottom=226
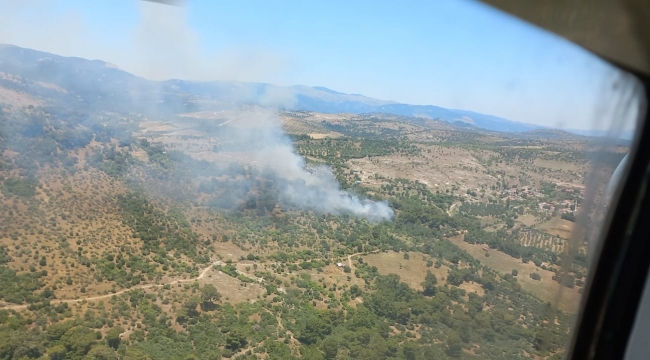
left=0, top=46, right=627, bottom=360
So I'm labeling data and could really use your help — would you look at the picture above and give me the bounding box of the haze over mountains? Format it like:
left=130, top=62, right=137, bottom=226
left=0, top=44, right=605, bottom=135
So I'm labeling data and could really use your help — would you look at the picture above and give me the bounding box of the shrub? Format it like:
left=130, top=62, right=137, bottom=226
left=530, top=273, right=541, bottom=281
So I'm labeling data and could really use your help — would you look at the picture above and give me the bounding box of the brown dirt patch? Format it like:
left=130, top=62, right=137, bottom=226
left=537, top=216, right=574, bottom=239
left=516, top=214, right=539, bottom=227
left=0, top=86, right=43, bottom=107
left=534, top=159, right=586, bottom=172
left=364, top=252, right=450, bottom=290
left=458, top=281, right=485, bottom=297
left=199, top=269, right=265, bottom=303
left=139, top=121, right=175, bottom=132
left=37, top=81, right=68, bottom=93
left=308, top=133, right=330, bottom=139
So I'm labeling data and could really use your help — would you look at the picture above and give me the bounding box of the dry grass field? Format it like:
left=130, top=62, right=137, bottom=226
left=199, top=269, right=266, bottom=303
left=348, top=146, right=497, bottom=193
left=537, top=216, right=575, bottom=239
left=364, top=251, right=451, bottom=290
left=447, top=236, right=581, bottom=313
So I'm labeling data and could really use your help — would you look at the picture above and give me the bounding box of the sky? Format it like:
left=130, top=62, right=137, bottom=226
left=0, top=0, right=642, bottom=130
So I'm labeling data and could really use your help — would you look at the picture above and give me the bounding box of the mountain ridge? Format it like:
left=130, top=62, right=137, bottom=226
left=0, top=44, right=556, bottom=133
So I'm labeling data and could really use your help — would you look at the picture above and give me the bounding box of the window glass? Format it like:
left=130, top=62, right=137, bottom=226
left=0, top=1, right=645, bottom=359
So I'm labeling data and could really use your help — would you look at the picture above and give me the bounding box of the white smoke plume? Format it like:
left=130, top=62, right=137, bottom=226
left=129, top=3, right=394, bottom=222
left=0, top=1, right=395, bottom=222
left=216, top=108, right=394, bottom=222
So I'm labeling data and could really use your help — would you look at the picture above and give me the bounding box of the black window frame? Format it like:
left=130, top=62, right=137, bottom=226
left=568, top=68, right=650, bottom=359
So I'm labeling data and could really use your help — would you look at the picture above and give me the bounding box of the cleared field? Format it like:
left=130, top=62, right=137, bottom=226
left=0, top=86, right=43, bottom=107
left=139, top=121, right=176, bottom=132
left=281, top=116, right=331, bottom=135
left=301, top=264, right=367, bottom=291
left=534, top=158, right=586, bottom=172
left=364, top=251, right=450, bottom=290
left=308, top=133, right=330, bottom=139
left=199, top=269, right=265, bottom=303
left=537, top=216, right=575, bottom=239
left=447, top=236, right=581, bottom=314
left=458, top=281, right=485, bottom=297
left=348, top=147, right=497, bottom=192
left=516, top=214, right=538, bottom=227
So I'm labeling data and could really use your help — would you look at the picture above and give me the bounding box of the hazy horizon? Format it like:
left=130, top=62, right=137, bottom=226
left=0, top=0, right=642, bottom=131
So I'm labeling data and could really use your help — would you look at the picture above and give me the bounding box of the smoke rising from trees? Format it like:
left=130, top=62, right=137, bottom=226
left=209, top=108, right=394, bottom=221
left=0, top=1, right=394, bottom=222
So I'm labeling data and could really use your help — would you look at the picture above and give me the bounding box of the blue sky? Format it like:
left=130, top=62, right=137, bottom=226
left=0, top=0, right=639, bottom=130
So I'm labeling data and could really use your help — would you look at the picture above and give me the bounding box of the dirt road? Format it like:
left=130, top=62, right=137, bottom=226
left=447, top=202, right=461, bottom=216
left=0, top=251, right=378, bottom=311
left=347, top=251, right=378, bottom=271
left=0, top=260, right=224, bottom=311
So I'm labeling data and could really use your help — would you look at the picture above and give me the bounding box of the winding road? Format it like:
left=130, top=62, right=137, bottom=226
left=0, top=260, right=224, bottom=311
left=0, top=251, right=378, bottom=311
left=447, top=202, right=461, bottom=216
left=347, top=251, right=379, bottom=271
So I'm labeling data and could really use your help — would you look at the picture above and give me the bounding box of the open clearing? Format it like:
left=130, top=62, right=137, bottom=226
left=458, top=281, right=486, bottom=297
left=447, top=236, right=581, bottom=314
left=308, top=133, right=330, bottom=139
left=348, top=146, right=497, bottom=192
left=364, top=251, right=450, bottom=290
left=534, top=158, right=586, bottom=172
left=537, top=216, right=575, bottom=239
left=280, top=114, right=333, bottom=135
left=200, top=268, right=265, bottom=303
left=516, top=214, right=538, bottom=227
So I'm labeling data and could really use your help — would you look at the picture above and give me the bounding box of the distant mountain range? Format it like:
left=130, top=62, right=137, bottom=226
left=0, top=44, right=622, bottom=136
